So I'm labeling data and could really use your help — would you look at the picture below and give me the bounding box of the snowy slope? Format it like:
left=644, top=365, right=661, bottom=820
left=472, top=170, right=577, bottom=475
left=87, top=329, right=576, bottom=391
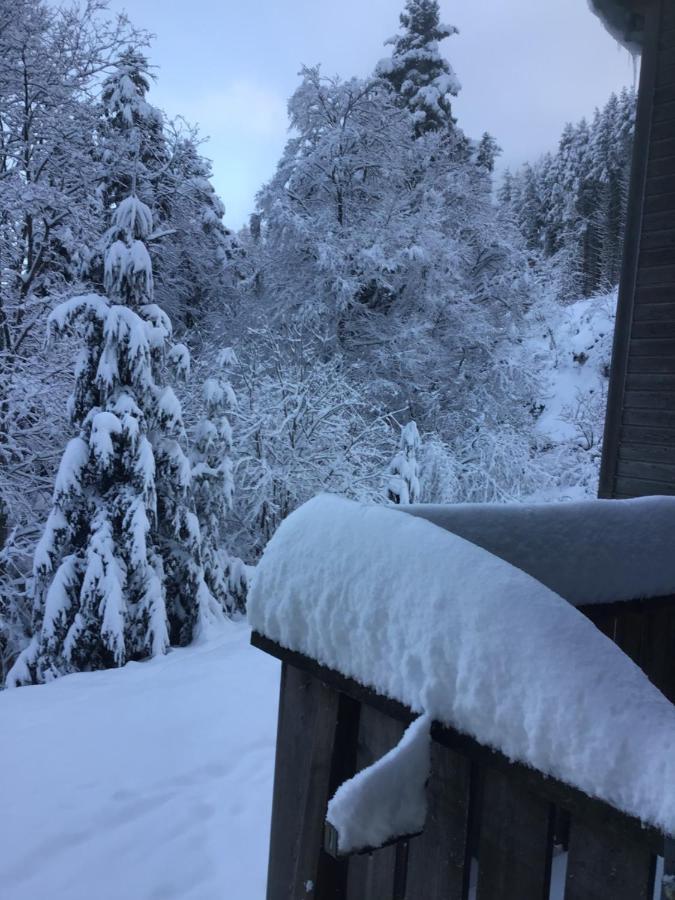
left=529, top=291, right=615, bottom=499
left=0, top=623, right=279, bottom=900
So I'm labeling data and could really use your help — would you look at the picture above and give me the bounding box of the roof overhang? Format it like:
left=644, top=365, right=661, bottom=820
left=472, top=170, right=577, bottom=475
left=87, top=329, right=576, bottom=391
left=588, top=0, right=652, bottom=52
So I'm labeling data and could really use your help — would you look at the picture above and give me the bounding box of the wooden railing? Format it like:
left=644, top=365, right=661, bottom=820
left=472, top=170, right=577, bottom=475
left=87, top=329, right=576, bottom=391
left=252, top=595, right=675, bottom=900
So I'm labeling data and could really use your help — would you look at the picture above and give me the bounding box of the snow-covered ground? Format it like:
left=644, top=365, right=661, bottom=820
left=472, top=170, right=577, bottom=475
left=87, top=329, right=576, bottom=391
left=529, top=291, right=615, bottom=500
left=0, top=622, right=279, bottom=900
left=534, top=292, right=614, bottom=445
left=0, top=585, right=665, bottom=900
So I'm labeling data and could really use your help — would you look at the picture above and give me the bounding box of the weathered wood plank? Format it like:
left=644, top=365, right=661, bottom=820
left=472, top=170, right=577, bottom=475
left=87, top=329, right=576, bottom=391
left=476, top=768, right=553, bottom=900
left=565, top=818, right=656, bottom=900
left=615, top=474, right=675, bottom=495
left=650, top=137, right=675, bottom=161
left=639, top=246, right=675, bottom=270
left=647, top=155, right=675, bottom=179
left=629, top=337, right=675, bottom=356
left=646, top=172, right=675, bottom=194
left=655, top=83, right=675, bottom=104
left=625, top=374, right=675, bottom=394
left=640, top=227, right=675, bottom=251
left=619, top=439, right=675, bottom=461
left=660, top=26, right=675, bottom=50
left=643, top=193, right=675, bottom=215
left=628, top=355, right=675, bottom=374
left=653, top=119, right=675, bottom=142
left=637, top=265, right=675, bottom=286
left=392, top=842, right=410, bottom=900
left=623, top=407, right=675, bottom=427
left=316, top=693, right=362, bottom=898
left=660, top=49, right=675, bottom=72
left=614, top=610, right=646, bottom=665
left=635, top=283, right=675, bottom=304
left=653, top=100, right=675, bottom=125
left=644, top=208, right=675, bottom=231
left=633, top=300, right=675, bottom=320
left=621, top=422, right=675, bottom=443
left=624, top=390, right=675, bottom=410
left=346, top=705, right=407, bottom=900
left=632, top=319, right=675, bottom=338
left=578, top=595, right=675, bottom=620
left=643, top=608, right=675, bottom=701
left=403, top=742, right=470, bottom=900
left=266, top=663, right=344, bottom=900
left=659, top=60, right=675, bottom=87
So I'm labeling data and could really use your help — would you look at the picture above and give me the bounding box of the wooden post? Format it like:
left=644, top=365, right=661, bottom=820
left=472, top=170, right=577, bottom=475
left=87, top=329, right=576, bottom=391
left=565, top=816, right=656, bottom=900
left=345, top=705, right=407, bottom=900
left=475, top=767, right=554, bottom=900
left=266, top=663, right=344, bottom=900
left=403, top=741, right=470, bottom=900
left=599, top=0, right=675, bottom=497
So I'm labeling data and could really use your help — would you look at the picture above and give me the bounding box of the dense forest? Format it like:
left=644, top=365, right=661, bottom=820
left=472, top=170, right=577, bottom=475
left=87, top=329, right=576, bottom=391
left=0, top=0, right=635, bottom=684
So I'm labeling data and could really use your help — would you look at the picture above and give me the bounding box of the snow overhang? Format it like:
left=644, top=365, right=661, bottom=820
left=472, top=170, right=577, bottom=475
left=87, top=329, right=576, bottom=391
left=588, top=0, right=647, bottom=53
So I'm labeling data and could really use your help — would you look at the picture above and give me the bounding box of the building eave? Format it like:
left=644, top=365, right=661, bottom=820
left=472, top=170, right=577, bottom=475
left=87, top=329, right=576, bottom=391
left=588, top=0, right=650, bottom=52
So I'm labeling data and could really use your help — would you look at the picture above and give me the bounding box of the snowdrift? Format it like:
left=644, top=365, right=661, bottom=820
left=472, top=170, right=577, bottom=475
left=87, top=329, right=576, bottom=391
left=249, top=494, right=675, bottom=835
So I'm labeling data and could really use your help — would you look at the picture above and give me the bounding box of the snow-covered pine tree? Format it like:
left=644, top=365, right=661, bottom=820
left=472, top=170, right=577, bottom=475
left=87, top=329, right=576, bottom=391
left=192, top=348, right=248, bottom=615
left=387, top=422, right=422, bottom=505
left=7, top=194, right=218, bottom=686
left=98, top=49, right=233, bottom=330
left=0, top=2, right=148, bottom=679
left=376, top=0, right=460, bottom=136
left=99, top=48, right=168, bottom=213
left=501, top=89, right=635, bottom=300
left=475, top=132, right=502, bottom=173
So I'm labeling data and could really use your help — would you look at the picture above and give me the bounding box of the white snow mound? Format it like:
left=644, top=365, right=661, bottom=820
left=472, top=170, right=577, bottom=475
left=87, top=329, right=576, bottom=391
left=249, top=494, right=675, bottom=834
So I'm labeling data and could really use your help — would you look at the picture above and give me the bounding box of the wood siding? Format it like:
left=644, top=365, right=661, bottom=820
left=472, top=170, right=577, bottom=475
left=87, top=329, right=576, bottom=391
left=599, top=0, right=675, bottom=498
left=253, top=623, right=668, bottom=900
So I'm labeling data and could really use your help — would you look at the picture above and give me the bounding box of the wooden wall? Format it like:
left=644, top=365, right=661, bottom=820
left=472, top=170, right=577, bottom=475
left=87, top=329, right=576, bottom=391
left=599, top=0, right=675, bottom=498
left=253, top=631, right=667, bottom=900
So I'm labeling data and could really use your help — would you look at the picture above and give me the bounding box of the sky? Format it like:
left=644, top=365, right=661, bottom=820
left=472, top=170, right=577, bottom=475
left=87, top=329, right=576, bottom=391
left=106, top=0, right=638, bottom=229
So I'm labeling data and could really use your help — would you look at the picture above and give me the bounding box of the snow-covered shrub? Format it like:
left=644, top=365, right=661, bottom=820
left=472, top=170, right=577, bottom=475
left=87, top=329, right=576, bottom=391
left=387, top=422, right=422, bottom=505
left=232, top=328, right=396, bottom=560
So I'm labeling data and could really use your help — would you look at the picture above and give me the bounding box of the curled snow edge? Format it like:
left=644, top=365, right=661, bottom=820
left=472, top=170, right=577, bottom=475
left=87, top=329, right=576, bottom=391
left=248, top=494, right=675, bottom=836
left=326, top=714, right=431, bottom=855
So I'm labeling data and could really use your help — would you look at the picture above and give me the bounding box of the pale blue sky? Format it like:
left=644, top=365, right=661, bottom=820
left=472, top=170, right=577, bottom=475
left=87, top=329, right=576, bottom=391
left=107, top=0, right=637, bottom=228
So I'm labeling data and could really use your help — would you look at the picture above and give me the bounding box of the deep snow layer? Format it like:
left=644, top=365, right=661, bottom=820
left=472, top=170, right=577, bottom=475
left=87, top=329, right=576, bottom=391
left=0, top=623, right=279, bottom=900
left=402, top=495, right=675, bottom=606
left=249, top=494, right=675, bottom=834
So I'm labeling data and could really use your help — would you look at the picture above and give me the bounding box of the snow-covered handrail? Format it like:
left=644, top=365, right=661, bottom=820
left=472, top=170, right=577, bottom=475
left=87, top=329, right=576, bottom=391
left=401, top=495, right=675, bottom=606
left=249, top=494, right=675, bottom=835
